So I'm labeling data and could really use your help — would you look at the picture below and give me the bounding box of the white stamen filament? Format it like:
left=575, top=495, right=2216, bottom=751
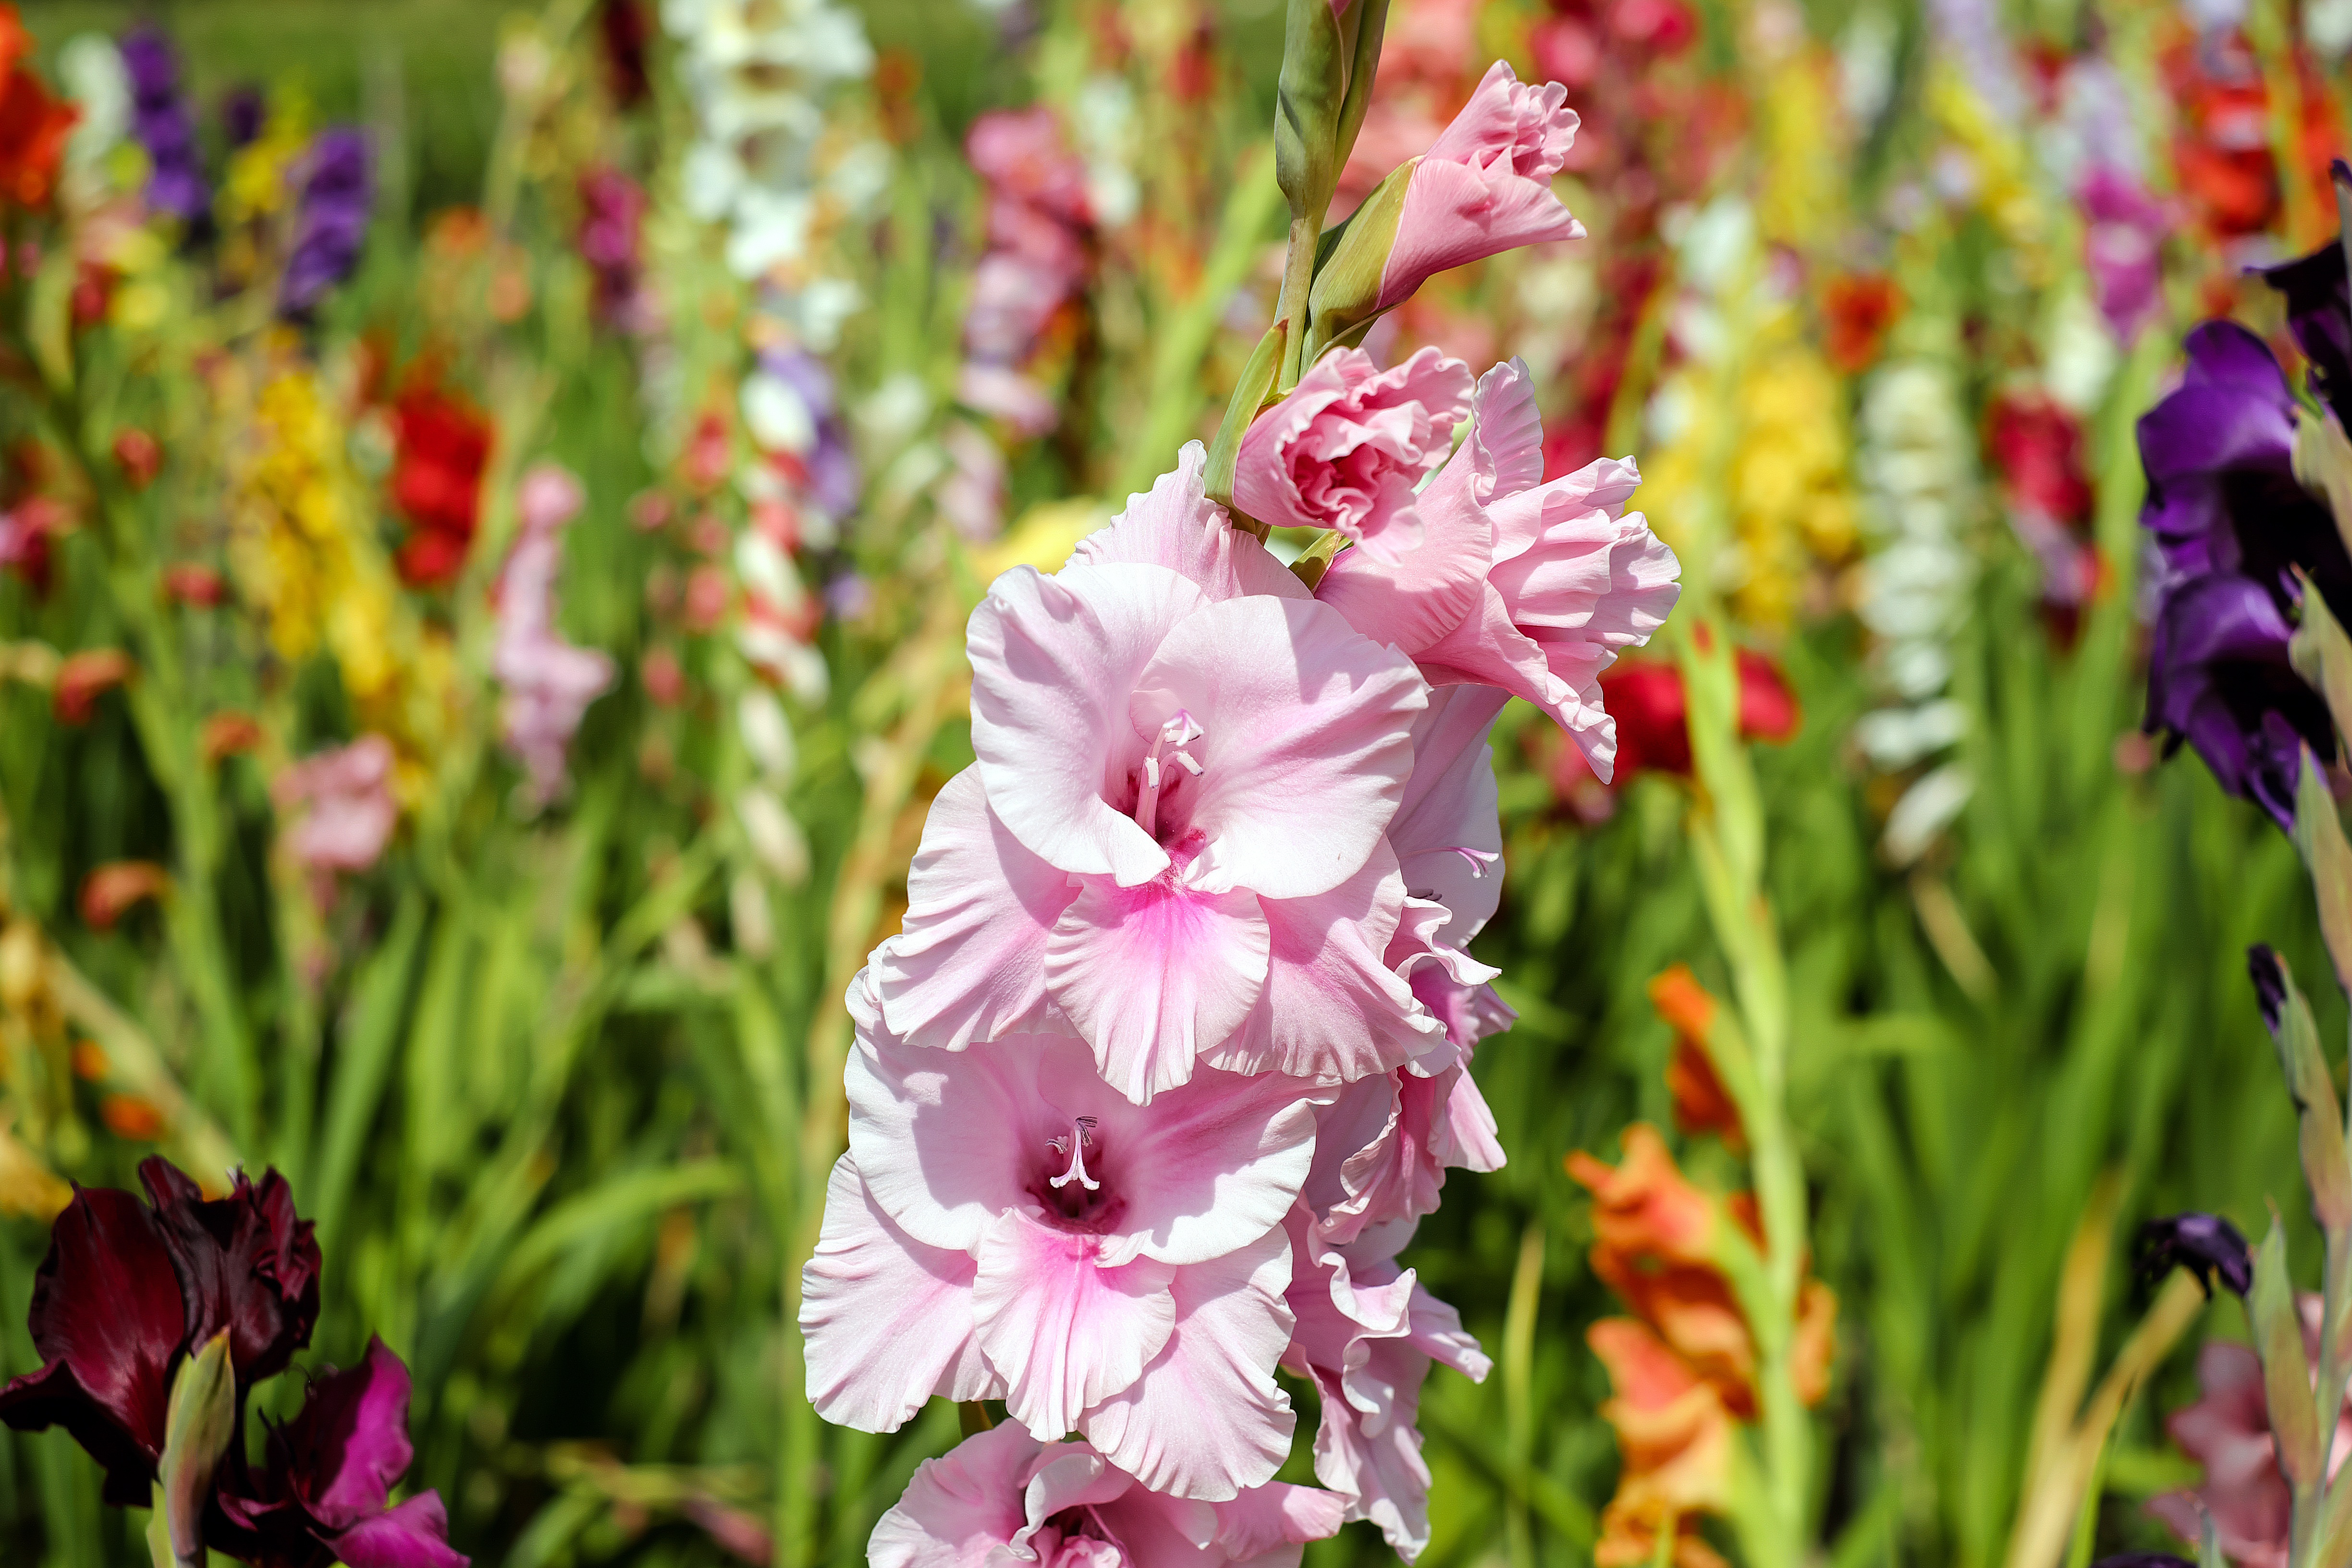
left=1131, top=710, right=1205, bottom=839
left=1448, top=847, right=1499, bottom=878
left=1048, top=1117, right=1101, bottom=1191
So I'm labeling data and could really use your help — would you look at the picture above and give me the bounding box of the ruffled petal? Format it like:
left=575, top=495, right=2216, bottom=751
left=973, top=1211, right=1179, bottom=1441
left=872, top=767, right=1074, bottom=1049
left=800, top=1157, right=989, bottom=1433
left=1080, top=1227, right=1296, bottom=1501
left=968, top=562, right=1207, bottom=884
left=869, top=1424, right=1041, bottom=1568
left=846, top=1008, right=1050, bottom=1253
left=1071, top=442, right=1310, bottom=603
left=1134, top=595, right=1427, bottom=901
left=1046, top=878, right=1271, bottom=1102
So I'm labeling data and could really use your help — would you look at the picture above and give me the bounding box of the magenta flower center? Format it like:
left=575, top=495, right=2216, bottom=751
left=1030, top=1116, right=1127, bottom=1232
left=1127, top=708, right=1204, bottom=845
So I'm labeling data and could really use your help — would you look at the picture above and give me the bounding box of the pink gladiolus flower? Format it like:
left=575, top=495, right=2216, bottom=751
left=495, top=462, right=616, bottom=805
left=871, top=1422, right=1345, bottom=1568
left=1316, top=357, right=1680, bottom=779
left=801, top=975, right=1323, bottom=1500
left=1233, top=347, right=1474, bottom=564
left=2150, top=1296, right=2352, bottom=1568
left=273, top=735, right=399, bottom=874
left=870, top=443, right=1446, bottom=1101
left=1279, top=1208, right=1490, bottom=1560
left=1374, top=61, right=1584, bottom=313
left=2080, top=163, right=2169, bottom=346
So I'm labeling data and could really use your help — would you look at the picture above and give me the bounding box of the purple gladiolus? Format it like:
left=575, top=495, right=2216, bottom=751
left=120, top=26, right=209, bottom=225
left=2257, top=172, right=2352, bottom=428
left=2135, top=1212, right=2254, bottom=1299
left=280, top=129, right=374, bottom=317
left=2137, top=321, right=2350, bottom=826
left=223, top=87, right=266, bottom=150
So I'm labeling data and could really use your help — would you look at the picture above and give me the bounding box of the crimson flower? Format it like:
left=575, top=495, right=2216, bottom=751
left=389, top=385, right=492, bottom=588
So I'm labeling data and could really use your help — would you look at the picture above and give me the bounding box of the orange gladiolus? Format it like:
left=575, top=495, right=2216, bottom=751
left=0, top=6, right=75, bottom=212
left=1590, top=1319, right=1734, bottom=1568
left=1651, top=965, right=1744, bottom=1150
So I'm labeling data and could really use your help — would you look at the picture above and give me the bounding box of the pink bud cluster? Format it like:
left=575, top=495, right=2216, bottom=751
left=804, top=65, right=1681, bottom=1568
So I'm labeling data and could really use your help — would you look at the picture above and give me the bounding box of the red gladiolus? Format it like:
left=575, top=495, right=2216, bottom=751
left=162, top=562, right=225, bottom=607
left=1823, top=273, right=1902, bottom=374
left=111, top=429, right=161, bottom=489
left=1547, top=650, right=1801, bottom=807
left=0, top=6, right=76, bottom=212
left=52, top=648, right=133, bottom=724
left=389, top=383, right=492, bottom=587
left=0, top=1158, right=322, bottom=1506
left=79, top=861, right=169, bottom=931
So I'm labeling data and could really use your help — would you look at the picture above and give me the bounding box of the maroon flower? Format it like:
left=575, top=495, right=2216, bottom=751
left=0, top=1158, right=321, bottom=1507
left=216, top=1338, right=467, bottom=1568
left=140, top=1160, right=320, bottom=1387
left=0, top=1185, right=186, bottom=1503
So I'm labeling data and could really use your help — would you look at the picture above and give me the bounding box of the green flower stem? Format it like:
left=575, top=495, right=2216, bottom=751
left=1273, top=213, right=1322, bottom=392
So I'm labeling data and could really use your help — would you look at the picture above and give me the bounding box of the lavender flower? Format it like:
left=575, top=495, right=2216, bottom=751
left=2135, top=1212, right=2254, bottom=1299
left=279, top=129, right=373, bottom=318
left=118, top=26, right=207, bottom=224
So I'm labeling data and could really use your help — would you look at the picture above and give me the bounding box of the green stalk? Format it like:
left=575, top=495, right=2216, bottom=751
left=1273, top=214, right=1321, bottom=392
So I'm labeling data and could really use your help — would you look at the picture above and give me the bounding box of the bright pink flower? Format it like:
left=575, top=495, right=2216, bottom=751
left=1375, top=61, right=1584, bottom=314
left=872, top=445, right=1440, bottom=1102
left=1280, top=1208, right=1489, bottom=1560
left=494, top=461, right=616, bottom=804
left=1233, top=347, right=1474, bottom=564
left=870, top=1422, right=1345, bottom=1568
left=1316, top=357, right=1680, bottom=779
left=2150, top=1297, right=2352, bottom=1568
left=273, top=735, right=399, bottom=873
left=2080, top=163, right=2169, bottom=346
left=801, top=975, right=1321, bottom=1499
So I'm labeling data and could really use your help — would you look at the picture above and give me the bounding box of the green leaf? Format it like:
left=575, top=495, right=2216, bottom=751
left=2253, top=1217, right=2324, bottom=1485
left=1205, top=319, right=1287, bottom=525
left=1301, top=159, right=1412, bottom=364
left=2292, top=752, right=2352, bottom=995
left=2251, top=946, right=2352, bottom=1233
left=2292, top=565, right=2352, bottom=749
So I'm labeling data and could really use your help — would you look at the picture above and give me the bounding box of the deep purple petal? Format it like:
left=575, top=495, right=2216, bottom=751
left=2259, top=236, right=2352, bottom=428
left=0, top=1186, right=186, bottom=1502
left=271, top=1337, right=415, bottom=1530
left=321, top=1493, right=468, bottom=1568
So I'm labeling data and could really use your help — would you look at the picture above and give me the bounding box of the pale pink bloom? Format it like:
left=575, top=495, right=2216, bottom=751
left=801, top=975, right=1319, bottom=1499
left=1317, top=357, right=1680, bottom=779
left=273, top=734, right=399, bottom=873
left=938, top=421, right=1008, bottom=542
left=1280, top=1208, right=1489, bottom=1561
left=871, top=1423, right=1345, bottom=1568
left=967, top=251, right=1080, bottom=368
left=957, top=363, right=1060, bottom=440
left=2150, top=1296, right=2352, bottom=1568
left=967, top=108, right=1091, bottom=228
left=870, top=444, right=1442, bottom=1101
left=1233, top=347, right=1473, bottom=564
left=494, top=462, right=616, bottom=804
left=1375, top=61, right=1585, bottom=314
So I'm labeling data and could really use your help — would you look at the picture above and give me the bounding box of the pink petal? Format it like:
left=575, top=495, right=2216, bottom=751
left=1132, top=595, right=1426, bottom=901
left=1208, top=846, right=1447, bottom=1083
left=973, top=1211, right=1179, bottom=1441
left=1018, top=1444, right=1135, bottom=1536
left=1313, top=358, right=1540, bottom=658
left=846, top=1019, right=1056, bottom=1253
left=968, top=562, right=1208, bottom=884
left=1387, top=685, right=1508, bottom=949
left=1046, top=877, right=1271, bottom=1103
left=799, top=1156, right=991, bottom=1433
left=323, top=1493, right=468, bottom=1568
left=872, top=767, right=1075, bottom=1049
left=1232, top=350, right=1472, bottom=559
left=1080, top=1227, right=1296, bottom=1501
left=1377, top=64, right=1584, bottom=312
left=1071, top=442, right=1310, bottom=604
left=1306, top=1352, right=1436, bottom=1559
left=869, top=1424, right=1041, bottom=1568
left=1055, top=1059, right=1326, bottom=1267
left=1211, top=1482, right=1350, bottom=1561
left=1092, top=1487, right=1225, bottom=1567
left=1414, top=583, right=1583, bottom=756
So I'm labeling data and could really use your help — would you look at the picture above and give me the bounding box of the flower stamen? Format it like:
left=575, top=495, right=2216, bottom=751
left=1047, top=1116, right=1101, bottom=1191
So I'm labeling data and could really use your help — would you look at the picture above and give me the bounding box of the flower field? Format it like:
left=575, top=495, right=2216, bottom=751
left=0, top=0, right=2349, bottom=1565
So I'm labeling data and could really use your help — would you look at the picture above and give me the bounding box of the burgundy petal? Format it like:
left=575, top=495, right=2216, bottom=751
left=141, top=1158, right=322, bottom=1386
left=0, top=1185, right=185, bottom=1504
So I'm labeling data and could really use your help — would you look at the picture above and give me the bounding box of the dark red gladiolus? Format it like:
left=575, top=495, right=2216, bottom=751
left=389, top=385, right=491, bottom=588
left=2135, top=1212, right=2254, bottom=1300
left=140, top=1160, right=320, bottom=1388
left=0, top=1158, right=322, bottom=1510
left=216, top=1338, right=468, bottom=1568
left=1547, top=650, right=1800, bottom=811
left=0, top=1186, right=188, bottom=1503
